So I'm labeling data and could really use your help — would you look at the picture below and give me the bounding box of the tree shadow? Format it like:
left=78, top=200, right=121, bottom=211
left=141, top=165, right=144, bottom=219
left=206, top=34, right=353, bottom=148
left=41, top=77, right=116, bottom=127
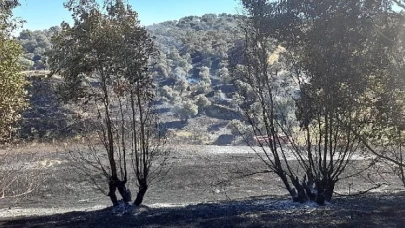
left=159, top=120, right=187, bottom=135
left=3, top=193, right=405, bottom=228
left=207, top=122, right=228, bottom=132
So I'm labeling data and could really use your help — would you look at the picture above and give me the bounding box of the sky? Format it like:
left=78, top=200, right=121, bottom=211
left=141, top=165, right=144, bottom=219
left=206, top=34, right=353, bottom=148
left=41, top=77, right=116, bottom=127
left=13, top=0, right=241, bottom=31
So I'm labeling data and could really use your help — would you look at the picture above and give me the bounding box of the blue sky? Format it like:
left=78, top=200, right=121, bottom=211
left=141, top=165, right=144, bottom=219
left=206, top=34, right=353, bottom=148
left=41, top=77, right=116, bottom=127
left=13, top=0, right=241, bottom=31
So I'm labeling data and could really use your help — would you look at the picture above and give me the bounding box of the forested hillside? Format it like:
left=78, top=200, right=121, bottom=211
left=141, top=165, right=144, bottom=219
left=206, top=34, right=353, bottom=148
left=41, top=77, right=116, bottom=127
left=16, top=13, right=300, bottom=144
left=148, top=14, right=244, bottom=121
left=17, top=27, right=58, bottom=70
left=16, top=13, right=254, bottom=143
left=17, top=14, right=242, bottom=89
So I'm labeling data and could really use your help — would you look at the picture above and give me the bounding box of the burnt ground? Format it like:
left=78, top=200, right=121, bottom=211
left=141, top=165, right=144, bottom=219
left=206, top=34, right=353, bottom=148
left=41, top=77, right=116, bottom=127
left=0, top=144, right=405, bottom=227
left=2, top=193, right=405, bottom=228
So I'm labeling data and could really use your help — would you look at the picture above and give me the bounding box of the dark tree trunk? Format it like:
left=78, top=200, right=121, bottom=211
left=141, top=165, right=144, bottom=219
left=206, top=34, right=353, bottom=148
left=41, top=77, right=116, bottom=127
left=291, top=176, right=309, bottom=203
left=315, top=188, right=326, bottom=205
left=324, top=181, right=335, bottom=202
left=108, top=180, right=131, bottom=206
left=292, top=184, right=308, bottom=203
left=315, top=178, right=335, bottom=206
left=134, top=181, right=148, bottom=206
left=117, top=181, right=132, bottom=203
left=314, top=178, right=336, bottom=205
left=303, top=175, right=316, bottom=201
left=108, top=181, right=118, bottom=206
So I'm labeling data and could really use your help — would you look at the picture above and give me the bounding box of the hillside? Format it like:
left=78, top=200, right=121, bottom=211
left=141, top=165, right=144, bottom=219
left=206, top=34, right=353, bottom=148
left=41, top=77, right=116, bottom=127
left=16, top=14, right=251, bottom=144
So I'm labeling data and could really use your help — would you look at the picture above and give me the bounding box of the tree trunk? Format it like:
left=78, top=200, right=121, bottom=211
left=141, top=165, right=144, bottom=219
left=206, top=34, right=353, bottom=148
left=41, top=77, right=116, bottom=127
left=117, top=181, right=132, bottom=203
left=324, top=181, right=335, bottom=202
left=303, top=175, right=316, bottom=201
left=315, top=188, right=326, bottom=205
left=108, top=181, right=118, bottom=206
left=292, top=184, right=308, bottom=203
left=314, top=179, right=335, bottom=205
left=315, top=179, right=330, bottom=206
left=134, top=181, right=148, bottom=206
left=291, top=176, right=308, bottom=203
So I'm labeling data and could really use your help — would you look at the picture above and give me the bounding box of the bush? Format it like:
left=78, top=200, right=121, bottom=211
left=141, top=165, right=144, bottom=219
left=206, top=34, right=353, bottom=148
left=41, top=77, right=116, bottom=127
left=173, top=100, right=198, bottom=122
left=0, top=38, right=28, bottom=141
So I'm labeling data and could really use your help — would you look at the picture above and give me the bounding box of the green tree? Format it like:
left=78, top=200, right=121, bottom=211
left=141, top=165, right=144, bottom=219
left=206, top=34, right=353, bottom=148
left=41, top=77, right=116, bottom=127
left=195, top=94, right=211, bottom=114
left=349, top=0, right=405, bottom=189
left=175, top=77, right=188, bottom=95
left=236, top=0, right=396, bottom=205
left=174, top=100, right=198, bottom=123
left=17, top=29, right=54, bottom=70
left=199, top=66, right=211, bottom=84
left=0, top=0, right=28, bottom=141
left=49, top=0, right=165, bottom=207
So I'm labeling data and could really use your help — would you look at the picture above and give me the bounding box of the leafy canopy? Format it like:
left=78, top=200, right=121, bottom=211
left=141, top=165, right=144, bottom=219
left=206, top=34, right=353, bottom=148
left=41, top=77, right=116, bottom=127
left=0, top=0, right=28, bottom=141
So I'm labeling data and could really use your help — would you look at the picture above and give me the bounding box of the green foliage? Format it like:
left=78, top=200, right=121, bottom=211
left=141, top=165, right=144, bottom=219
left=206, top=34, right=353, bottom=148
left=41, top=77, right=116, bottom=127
left=227, top=119, right=250, bottom=136
left=0, top=1, right=28, bottom=141
left=17, top=28, right=56, bottom=70
left=174, top=100, right=198, bottom=122
left=19, top=14, right=247, bottom=117
left=160, top=85, right=180, bottom=103
left=195, top=94, right=211, bottom=113
left=149, top=14, right=243, bottom=108
left=49, top=0, right=155, bottom=102
left=18, top=56, right=34, bottom=70
left=238, top=0, right=398, bottom=205
left=0, top=0, right=20, bottom=33
left=49, top=0, right=159, bottom=206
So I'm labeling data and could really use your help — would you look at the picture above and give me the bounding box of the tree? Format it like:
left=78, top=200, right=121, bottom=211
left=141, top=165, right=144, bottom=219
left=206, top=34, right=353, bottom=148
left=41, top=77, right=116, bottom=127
left=160, top=85, right=180, bottom=103
left=0, top=0, right=28, bottom=142
left=175, top=77, right=188, bottom=96
left=218, top=67, right=231, bottom=84
left=195, top=94, right=211, bottom=114
left=49, top=0, right=167, bottom=207
left=0, top=0, right=42, bottom=202
left=173, top=100, right=198, bottom=123
left=17, top=29, right=54, bottom=70
left=199, top=66, right=211, bottom=84
left=235, top=0, right=395, bottom=205
left=348, top=0, right=405, bottom=188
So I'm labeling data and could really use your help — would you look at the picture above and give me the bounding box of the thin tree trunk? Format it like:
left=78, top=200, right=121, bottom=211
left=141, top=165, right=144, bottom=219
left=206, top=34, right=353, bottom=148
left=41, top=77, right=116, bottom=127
left=117, top=181, right=131, bottom=203
left=134, top=181, right=148, bottom=206
left=291, top=176, right=308, bottom=203
left=108, top=181, right=118, bottom=206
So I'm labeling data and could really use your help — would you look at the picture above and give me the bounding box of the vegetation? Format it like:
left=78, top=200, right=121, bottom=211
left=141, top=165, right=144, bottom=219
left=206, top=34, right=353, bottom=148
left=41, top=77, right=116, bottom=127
left=18, top=13, right=243, bottom=119
left=17, top=28, right=55, bottom=70
left=354, top=0, right=405, bottom=188
left=48, top=0, right=168, bottom=207
left=0, top=0, right=28, bottom=142
left=234, top=0, right=403, bottom=205
left=4, top=0, right=405, bottom=226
